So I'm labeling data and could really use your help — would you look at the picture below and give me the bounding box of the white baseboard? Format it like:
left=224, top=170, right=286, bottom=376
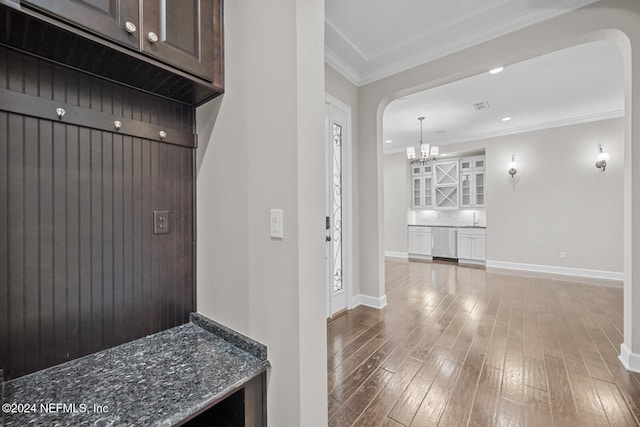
left=458, top=258, right=486, bottom=266
left=385, top=251, right=408, bottom=259
left=352, top=293, right=388, bottom=309
left=486, top=260, right=623, bottom=286
left=619, top=343, right=640, bottom=373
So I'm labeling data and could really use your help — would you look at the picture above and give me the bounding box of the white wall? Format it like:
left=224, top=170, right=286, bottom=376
left=486, top=118, right=623, bottom=274
left=196, top=0, right=327, bottom=425
left=383, top=152, right=409, bottom=254
left=356, top=0, right=640, bottom=366
left=384, top=118, right=624, bottom=274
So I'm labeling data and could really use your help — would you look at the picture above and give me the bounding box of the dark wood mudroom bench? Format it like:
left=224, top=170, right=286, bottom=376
left=1, top=314, right=269, bottom=426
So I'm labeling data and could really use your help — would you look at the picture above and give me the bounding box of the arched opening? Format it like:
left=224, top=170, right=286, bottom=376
left=375, top=29, right=636, bottom=369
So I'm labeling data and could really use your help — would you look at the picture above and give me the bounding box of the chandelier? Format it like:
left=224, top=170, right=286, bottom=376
left=406, top=116, right=439, bottom=164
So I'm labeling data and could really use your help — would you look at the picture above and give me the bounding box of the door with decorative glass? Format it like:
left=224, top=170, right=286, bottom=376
left=325, top=102, right=348, bottom=318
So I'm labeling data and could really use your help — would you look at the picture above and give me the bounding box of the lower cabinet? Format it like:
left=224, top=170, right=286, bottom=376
left=457, top=228, right=486, bottom=264
left=408, top=226, right=432, bottom=259
left=182, top=373, right=266, bottom=426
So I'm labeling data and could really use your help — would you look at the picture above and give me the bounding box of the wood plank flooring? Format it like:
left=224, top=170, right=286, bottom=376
left=327, top=259, right=639, bottom=426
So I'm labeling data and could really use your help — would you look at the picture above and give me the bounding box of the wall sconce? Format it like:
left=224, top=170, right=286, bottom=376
left=508, top=154, right=518, bottom=177
left=595, top=145, right=610, bottom=172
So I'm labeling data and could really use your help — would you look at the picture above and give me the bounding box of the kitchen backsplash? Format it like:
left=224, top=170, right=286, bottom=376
left=408, top=209, right=487, bottom=227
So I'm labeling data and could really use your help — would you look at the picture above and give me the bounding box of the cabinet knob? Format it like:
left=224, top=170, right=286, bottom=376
left=125, top=21, right=137, bottom=34
left=148, top=32, right=159, bottom=43
left=159, top=130, right=167, bottom=140
left=56, top=108, right=65, bottom=120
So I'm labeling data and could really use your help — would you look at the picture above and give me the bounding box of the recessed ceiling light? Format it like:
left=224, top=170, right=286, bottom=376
left=501, top=116, right=512, bottom=122
left=385, top=139, right=393, bottom=144
left=489, top=67, right=504, bottom=74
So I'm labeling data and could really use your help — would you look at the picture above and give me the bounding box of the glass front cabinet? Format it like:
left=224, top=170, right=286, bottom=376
left=410, top=155, right=485, bottom=210
left=459, top=155, right=485, bottom=208
left=411, top=164, right=433, bottom=209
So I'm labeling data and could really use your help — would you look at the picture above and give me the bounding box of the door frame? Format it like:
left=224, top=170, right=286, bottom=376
left=325, top=94, right=353, bottom=318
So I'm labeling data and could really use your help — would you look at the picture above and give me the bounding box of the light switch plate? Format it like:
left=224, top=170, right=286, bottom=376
left=270, top=209, right=283, bottom=239
left=154, top=210, right=170, bottom=234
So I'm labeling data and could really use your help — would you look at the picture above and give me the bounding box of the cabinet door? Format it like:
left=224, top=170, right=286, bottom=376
left=418, top=232, right=432, bottom=256
left=23, top=0, right=139, bottom=48
left=460, top=158, right=473, bottom=172
left=457, top=234, right=472, bottom=259
left=474, top=171, right=485, bottom=206
left=471, top=236, right=486, bottom=260
left=408, top=232, right=421, bottom=254
left=412, top=177, right=422, bottom=208
left=142, top=0, right=219, bottom=83
left=423, top=176, right=433, bottom=207
left=460, top=173, right=472, bottom=207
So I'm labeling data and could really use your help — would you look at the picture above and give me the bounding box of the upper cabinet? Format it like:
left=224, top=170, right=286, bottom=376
left=410, top=155, right=485, bottom=210
left=459, top=155, right=485, bottom=208
left=1, top=0, right=224, bottom=104
left=22, top=0, right=140, bottom=48
left=142, top=0, right=217, bottom=82
left=433, top=160, right=459, bottom=209
left=22, top=0, right=219, bottom=83
left=411, top=164, right=433, bottom=209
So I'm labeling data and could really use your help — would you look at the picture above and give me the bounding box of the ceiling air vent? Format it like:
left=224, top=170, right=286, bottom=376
left=472, top=101, right=490, bottom=111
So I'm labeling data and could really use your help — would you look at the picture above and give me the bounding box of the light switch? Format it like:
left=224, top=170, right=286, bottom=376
left=270, top=209, right=283, bottom=239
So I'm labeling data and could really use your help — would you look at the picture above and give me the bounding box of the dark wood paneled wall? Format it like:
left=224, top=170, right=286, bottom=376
left=0, top=46, right=195, bottom=379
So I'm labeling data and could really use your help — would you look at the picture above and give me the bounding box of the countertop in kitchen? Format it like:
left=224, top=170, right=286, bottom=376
left=408, top=224, right=487, bottom=229
left=1, top=313, right=270, bottom=426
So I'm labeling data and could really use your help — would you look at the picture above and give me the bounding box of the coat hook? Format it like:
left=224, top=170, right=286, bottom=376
left=114, top=120, right=122, bottom=130
left=56, top=108, right=66, bottom=120
left=159, top=130, right=167, bottom=140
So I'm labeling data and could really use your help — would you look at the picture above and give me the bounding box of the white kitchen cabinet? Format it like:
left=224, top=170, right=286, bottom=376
left=457, top=228, right=486, bottom=264
left=460, top=155, right=485, bottom=208
left=410, top=165, right=433, bottom=209
left=408, top=226, right=432, bottom=259
left=434, top=160, right=459, bottom=209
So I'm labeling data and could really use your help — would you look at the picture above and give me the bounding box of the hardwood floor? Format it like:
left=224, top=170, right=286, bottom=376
left=327, top=259, right=639, bottom=426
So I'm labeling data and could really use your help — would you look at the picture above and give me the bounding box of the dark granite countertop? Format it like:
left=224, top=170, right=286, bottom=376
left=1, top=314, right=270, bottom=426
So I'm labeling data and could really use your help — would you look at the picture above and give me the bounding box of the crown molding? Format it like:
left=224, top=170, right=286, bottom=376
left=326, top=0, right=600, bottom=87
left=325, top=18, right=371, bottom=62
left=324, top=47, right=361, bottom=86
left=383, top=110, right=625, bottom=155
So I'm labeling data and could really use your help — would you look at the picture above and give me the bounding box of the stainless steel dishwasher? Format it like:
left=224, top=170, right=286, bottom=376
left=431, top=227, right=457, bottom=259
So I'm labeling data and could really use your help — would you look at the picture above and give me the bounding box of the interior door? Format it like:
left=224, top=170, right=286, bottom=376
left=326, top=103, right=348, bottom=318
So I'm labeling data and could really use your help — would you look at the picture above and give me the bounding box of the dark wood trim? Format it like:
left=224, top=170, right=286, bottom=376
left=213, top=0, right=224, bottom=90
left=192, top=149, right=198, bottom=312
left=0, top=88, right=196, bottom=148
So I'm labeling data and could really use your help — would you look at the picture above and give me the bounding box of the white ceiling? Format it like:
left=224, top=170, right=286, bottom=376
left=325, top=0, right=600, bottom=86
left=383, top=41, right=624, bottom=152
left=324, top=0, right=624, bottom=153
